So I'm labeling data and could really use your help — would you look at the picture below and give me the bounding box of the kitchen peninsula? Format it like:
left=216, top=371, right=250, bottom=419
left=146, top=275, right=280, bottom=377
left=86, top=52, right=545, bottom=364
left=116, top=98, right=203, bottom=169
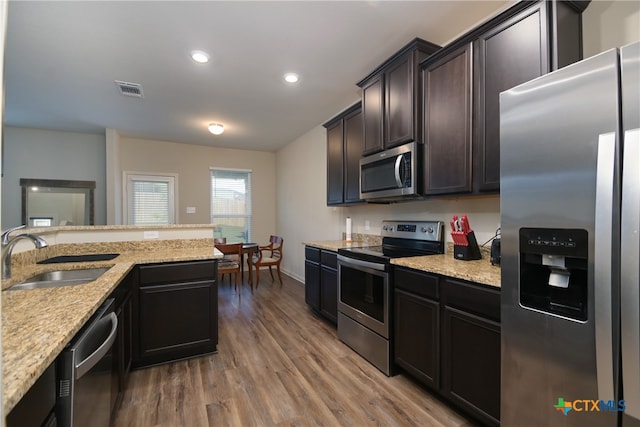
left=2, top=225, right=222, bottom=416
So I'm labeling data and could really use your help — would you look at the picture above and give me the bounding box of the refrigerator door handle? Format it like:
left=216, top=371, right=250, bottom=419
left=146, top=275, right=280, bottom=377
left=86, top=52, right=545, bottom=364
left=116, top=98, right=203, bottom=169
left=594, top=132, right=617, bottom=402
left=621, top=128, right=640, bottom=421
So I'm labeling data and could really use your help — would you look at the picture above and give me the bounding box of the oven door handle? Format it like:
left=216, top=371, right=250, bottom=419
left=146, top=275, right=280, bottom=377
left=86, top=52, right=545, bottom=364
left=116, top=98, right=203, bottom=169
left=338, top=255, right=386, bottom=272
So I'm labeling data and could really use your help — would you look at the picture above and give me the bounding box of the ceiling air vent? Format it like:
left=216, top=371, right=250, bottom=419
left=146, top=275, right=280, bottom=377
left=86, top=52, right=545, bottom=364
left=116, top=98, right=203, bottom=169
left=115, top=80, right=144, bottom=98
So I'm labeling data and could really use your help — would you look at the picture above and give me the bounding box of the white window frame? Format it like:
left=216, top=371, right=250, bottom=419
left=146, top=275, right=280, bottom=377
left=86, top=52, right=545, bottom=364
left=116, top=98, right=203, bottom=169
left=123, top=172, right=178, bottom=225
left=210, top=167, right=252, bottom=243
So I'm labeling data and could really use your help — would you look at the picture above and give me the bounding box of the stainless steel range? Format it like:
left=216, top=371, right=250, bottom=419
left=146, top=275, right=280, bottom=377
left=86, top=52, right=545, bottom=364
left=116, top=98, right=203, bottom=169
left=337, top=220, right=444, bottom=375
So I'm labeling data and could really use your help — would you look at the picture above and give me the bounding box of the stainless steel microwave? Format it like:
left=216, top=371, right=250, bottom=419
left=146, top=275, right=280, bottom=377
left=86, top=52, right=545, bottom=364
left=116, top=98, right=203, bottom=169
left=359, top=141, right=420, bottom=201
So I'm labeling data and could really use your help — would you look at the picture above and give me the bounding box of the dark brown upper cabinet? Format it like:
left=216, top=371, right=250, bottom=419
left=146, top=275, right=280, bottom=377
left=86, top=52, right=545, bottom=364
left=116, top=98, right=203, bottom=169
left=324, top=102, right=364, bottom=206
left=474, top=2, right=550, bottom=192
left=474, top=0, right=588, bottom=192
left=422, top=43, right=473, bottom=195
left=419, top=0, right=588, bottom=196
left=358, top=38, right=440, bottom=156
left=325, top=119, right=344, bottom=205
left=361, top=76, right=384, bottom=155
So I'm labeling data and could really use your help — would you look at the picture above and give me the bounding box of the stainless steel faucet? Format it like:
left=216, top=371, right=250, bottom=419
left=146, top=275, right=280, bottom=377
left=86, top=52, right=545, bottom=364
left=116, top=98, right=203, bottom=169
left=1, top=225, right=49, bottom=279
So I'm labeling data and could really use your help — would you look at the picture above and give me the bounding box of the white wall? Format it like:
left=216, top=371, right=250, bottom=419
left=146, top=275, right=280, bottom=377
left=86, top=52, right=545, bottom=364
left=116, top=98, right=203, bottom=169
left=117, top=136, right=277, bottom=245
left=276, top=125, right=343, bottom=281
left=276, top=0, right=640, bottom=283
left=1, top=126, right=107, bottom=228
left=583, top=0, right=640, bottom=56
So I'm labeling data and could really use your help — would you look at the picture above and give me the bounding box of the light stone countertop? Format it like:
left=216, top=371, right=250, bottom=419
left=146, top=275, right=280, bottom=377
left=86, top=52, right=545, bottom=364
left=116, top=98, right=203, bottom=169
left=391, top=245, right=501, bottom=288
left=302, top=240, right=373, bottom=252
left=2, top=239, right=223, bottom=414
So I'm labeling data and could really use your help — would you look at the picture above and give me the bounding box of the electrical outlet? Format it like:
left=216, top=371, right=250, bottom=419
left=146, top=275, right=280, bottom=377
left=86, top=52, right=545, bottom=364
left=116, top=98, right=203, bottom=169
left=186, top=206, right=196, bottom=214
left=143, top=231, right=159, bottom=239
left=365, top=220, right=370, bottom=230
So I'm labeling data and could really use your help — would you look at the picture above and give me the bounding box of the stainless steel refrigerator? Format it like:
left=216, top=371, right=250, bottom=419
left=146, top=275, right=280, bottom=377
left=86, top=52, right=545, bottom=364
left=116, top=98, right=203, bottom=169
left=500, top=41, right=639, bottom=427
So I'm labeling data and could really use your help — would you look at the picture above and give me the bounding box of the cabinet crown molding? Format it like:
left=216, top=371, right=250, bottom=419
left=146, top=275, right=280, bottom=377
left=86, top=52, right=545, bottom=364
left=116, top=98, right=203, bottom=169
left=356, top=37, right=441, bottom=87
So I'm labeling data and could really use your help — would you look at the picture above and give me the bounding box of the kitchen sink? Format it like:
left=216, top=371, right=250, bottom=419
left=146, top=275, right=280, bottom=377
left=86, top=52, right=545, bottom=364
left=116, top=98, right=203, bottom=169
left=37, top=253, right=119, bottom=264
left=8, top=267, right=110, bottom=290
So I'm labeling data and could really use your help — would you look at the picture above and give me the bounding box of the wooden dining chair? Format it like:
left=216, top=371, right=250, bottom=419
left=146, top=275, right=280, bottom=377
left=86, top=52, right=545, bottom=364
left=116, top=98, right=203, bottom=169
left=215, top=243, right=243, bottom=291
left=249, top=235, right=283, bottom=289
left=214, top=237, right=230, bottom=282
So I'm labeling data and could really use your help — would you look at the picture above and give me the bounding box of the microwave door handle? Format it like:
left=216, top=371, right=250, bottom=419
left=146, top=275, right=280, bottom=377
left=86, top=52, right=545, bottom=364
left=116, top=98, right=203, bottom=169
left=394, top=155, right=403, bottom=188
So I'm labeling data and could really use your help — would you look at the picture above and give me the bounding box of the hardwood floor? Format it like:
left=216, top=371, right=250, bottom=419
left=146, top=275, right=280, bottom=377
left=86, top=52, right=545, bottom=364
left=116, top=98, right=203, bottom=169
left=113, top=272, right=476, bottom=427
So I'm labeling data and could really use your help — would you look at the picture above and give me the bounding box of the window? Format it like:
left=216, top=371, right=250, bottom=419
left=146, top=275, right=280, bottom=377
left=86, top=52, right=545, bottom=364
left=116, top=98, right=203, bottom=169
left=125, top=173, right=176, bottom=225
left=211, top=168, right=252, bottom=243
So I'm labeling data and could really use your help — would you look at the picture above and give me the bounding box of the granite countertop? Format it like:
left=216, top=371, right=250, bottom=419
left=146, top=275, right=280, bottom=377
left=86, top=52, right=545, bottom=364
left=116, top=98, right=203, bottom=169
left=303, top=240, right=372, bottom=252
left=2, top=239, right=223, bottom=414
left=391, top=245, right=501, bottom=288
left=303, top=233, right=382, bottom=252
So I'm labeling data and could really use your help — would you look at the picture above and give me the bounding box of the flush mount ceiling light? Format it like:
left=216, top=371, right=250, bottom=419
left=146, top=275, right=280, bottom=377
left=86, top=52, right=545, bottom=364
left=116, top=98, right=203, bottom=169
left=284, top=73, right=299, bottom=83
left=191, top=50, right=210, bottom=64
left=208, top=123, right=224, bottom=135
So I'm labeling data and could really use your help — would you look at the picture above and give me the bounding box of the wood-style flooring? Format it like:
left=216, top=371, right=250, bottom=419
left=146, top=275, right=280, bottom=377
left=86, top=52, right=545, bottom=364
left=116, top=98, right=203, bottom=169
left=113, top=272, right=476, bottom=427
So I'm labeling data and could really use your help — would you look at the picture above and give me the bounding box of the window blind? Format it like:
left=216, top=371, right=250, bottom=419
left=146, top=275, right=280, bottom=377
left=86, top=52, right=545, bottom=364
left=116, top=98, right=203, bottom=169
left=127, top=175, right=175, bottom=225
left=210, top=169, right=252, bottom=242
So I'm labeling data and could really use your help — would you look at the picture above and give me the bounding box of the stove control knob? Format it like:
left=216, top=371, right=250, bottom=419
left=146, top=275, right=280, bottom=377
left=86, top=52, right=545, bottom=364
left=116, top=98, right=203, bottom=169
left=422, top=226, right=434, bottom=234
left=383, top=225, right=393, bottom=231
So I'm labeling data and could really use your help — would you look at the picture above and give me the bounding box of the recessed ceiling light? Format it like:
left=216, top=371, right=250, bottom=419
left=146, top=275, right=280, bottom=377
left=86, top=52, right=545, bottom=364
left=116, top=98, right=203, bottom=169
left=191, top=50, right=210, bottom=64
left=208, top=123, right=224, bottom=135
left=284, top=73, right=299, bottom=83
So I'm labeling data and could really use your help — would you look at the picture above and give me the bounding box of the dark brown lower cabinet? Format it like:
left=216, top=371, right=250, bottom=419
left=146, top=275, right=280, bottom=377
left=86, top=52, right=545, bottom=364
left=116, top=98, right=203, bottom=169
left=305, top=247, right=321, bottom=310
left=305, top=246, right=338, bottom=324
left=319, top=251, right=338, bottom=323
left=393, top=267, right=500, bottom=427
left=134, top=260, right=218, bottom=368
left=6, top=362, right=56, bottom=427
left=394, top=289, right=439, bottom=389
left=442, top=306, right=501, bottom=426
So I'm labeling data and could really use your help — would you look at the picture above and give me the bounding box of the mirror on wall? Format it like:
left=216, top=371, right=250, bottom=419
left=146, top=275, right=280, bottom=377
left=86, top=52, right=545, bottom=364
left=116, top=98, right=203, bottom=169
left=20, top=178, right=95, bottom=227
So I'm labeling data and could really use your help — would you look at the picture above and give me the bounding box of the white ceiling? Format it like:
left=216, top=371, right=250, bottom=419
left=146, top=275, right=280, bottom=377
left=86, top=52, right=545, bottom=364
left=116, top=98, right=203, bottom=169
left=4, top=1, right=511, bottom=152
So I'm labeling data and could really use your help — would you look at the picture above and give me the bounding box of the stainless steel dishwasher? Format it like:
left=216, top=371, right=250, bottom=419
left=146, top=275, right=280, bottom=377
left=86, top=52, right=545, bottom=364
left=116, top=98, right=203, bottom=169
left=56, top=298, right=118, bottom=427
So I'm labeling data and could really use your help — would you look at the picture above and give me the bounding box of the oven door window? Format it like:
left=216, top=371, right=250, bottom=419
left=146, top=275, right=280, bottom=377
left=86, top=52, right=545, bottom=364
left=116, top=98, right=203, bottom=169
left=339, top=264, right=385, bottom=322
